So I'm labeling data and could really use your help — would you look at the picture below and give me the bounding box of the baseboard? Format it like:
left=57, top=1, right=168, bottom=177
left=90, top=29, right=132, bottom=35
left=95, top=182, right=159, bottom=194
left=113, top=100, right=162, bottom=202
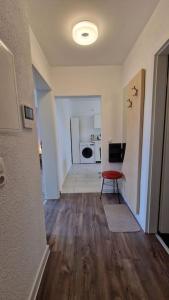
left=156, top=234, right=169, bottom=255
left=28, top=245, right=50, bottom=300
left=45, top=193, right=60, bottom=200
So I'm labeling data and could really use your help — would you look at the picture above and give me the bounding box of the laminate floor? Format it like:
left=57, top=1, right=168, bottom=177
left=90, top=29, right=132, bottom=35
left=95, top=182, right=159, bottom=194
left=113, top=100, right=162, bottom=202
left=37, top=193, right=169, bottom=300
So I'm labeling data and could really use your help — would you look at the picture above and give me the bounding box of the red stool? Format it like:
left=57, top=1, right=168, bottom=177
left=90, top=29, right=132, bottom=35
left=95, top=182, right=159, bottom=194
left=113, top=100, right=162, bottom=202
left=100, top=170, right=124, bottom=202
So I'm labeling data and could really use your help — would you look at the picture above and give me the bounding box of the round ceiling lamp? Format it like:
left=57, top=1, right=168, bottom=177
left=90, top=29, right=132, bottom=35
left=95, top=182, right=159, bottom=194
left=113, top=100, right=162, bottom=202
left=72, top=21, right=98, bottom=46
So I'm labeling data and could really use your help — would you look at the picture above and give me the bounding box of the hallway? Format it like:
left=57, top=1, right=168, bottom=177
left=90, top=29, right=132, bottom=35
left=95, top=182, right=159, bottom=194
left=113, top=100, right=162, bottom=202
left=37, top=194, right=169, bottom=300
left=2, top=1, right=169, bottom=299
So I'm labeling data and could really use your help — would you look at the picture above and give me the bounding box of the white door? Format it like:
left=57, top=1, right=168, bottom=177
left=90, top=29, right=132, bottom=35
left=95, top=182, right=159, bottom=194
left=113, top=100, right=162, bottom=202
left=159, top=63, right=169, bottom=233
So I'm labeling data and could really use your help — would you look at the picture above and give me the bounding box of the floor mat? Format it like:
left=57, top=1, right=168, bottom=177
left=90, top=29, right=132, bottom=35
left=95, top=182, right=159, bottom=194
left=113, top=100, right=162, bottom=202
left=104, top=204, right=140, bottom=232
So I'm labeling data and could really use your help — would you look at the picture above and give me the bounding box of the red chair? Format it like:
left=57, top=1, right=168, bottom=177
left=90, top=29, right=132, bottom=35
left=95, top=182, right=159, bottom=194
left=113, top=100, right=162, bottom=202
left=100, top=170, right=124, bottom=202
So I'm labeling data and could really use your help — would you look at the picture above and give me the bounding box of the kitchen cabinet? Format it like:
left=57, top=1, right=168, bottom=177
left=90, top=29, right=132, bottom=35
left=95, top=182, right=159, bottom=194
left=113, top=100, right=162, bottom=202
left=94, top=114, right=101, bottom=128
left=95, top=141, right=101, bottom=162
left=71, top=117, right=80, bottom=164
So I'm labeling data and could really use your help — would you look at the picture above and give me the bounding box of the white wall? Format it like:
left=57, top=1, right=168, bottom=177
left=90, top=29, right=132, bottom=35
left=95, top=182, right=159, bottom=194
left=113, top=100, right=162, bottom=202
left=29, top=27, right=52, bottom=88
left=56, top=98, right=72, bottom=190
left=29, top=25, right=60, bottom=200
left=51, top=66, right=123, bottom=170
left=70, top=97, right=101, bottom=117
left=122, top=0, right=169, bottom=231
left=0, top=1, right=47, bottom=299
left=70, top=97, right=101, bottom=142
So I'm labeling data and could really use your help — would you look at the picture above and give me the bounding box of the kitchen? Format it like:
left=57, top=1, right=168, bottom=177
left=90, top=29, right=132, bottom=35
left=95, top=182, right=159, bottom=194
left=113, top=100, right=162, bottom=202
left=56, top=96, right=102, bottom=193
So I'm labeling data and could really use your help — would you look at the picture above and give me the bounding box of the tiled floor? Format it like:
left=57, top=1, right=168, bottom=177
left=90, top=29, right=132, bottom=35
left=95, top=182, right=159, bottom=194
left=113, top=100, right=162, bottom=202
left=62, top=164, right=102, bottom=193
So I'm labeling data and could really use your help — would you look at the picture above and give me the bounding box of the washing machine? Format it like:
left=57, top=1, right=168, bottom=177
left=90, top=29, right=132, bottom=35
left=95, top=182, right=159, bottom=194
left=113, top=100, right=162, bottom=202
left=80, top=142, right=95, bottom=164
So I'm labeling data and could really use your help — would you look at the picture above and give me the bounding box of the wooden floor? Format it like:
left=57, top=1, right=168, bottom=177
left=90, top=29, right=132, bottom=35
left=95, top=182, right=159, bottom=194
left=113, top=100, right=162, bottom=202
left=37, top=193, right=169, bottom=300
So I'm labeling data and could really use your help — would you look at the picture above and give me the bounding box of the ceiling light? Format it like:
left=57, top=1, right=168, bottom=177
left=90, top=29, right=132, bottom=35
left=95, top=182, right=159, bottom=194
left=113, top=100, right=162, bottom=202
left=72, top=21, right=98, bottom=46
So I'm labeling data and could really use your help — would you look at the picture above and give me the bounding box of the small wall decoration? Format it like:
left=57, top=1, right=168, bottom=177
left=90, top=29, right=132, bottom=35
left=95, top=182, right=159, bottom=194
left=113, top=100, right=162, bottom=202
left=132, top=85, right=138, bottom=97
left=127, top=98, right=132, bottom=108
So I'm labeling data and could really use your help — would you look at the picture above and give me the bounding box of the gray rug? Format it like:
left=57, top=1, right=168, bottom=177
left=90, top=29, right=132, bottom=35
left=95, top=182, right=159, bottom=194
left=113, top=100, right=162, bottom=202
left=104, top=204, right=140, bottom=233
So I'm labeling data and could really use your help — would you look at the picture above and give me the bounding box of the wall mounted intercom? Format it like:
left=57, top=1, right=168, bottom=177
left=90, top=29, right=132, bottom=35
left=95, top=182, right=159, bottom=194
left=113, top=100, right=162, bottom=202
left=21, top=105, right=34, bottom=129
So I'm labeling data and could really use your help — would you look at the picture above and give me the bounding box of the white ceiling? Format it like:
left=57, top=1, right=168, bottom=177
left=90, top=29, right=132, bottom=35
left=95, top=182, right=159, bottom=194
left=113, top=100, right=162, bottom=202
left=26, top=0, right=159, bottom=66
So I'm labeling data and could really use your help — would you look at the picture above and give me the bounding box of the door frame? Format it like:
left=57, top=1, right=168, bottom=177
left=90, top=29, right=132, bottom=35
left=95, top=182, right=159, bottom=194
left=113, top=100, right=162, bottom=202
left=146, top=39, right=169, bottom=233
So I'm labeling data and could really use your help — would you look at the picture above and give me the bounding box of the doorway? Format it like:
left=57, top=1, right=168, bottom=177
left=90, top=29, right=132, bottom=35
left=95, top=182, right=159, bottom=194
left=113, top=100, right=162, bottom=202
left=157, top=56, right=169, bottom=247
left=55, top=96, right=102, bottom=193
left=148, top=40, right=169, bottom=250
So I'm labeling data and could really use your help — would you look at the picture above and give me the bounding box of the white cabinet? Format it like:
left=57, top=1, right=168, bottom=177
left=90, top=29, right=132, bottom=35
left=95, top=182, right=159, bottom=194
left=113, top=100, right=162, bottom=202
left=71, top=117, right=80, bottom=164
left=95, top=141, right=101, bottom=162
left=94, top=114, right=101, bottom=128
